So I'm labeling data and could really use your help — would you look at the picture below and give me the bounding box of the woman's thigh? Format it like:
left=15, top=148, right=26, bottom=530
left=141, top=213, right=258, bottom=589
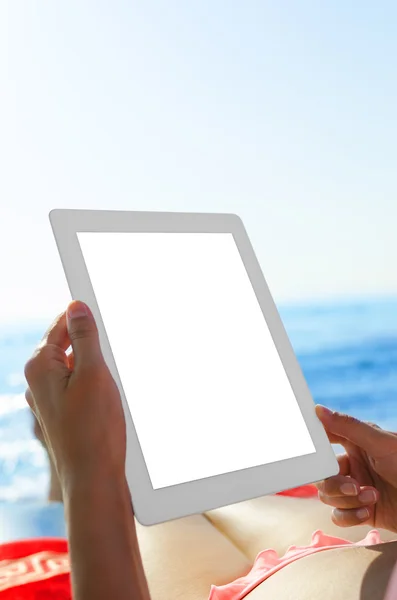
left=134, top=498, right=397, bottom=600
left=245, top=540, right=397, bottom=600
left=205, top=495, right=397, bottom=561
left=135, top=514, right=251, bottom=600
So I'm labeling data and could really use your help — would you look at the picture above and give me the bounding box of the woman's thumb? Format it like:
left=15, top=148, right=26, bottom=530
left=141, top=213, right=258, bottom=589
left=316, top=405, right=395, bottom=457
left=66, top=301, right=103, bottom=369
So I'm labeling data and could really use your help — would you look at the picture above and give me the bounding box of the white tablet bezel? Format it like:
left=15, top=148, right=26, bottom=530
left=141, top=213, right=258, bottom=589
left=49, top=209, right=338, bottom=525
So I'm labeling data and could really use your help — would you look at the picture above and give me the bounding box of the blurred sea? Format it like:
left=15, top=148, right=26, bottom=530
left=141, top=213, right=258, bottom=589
left=0, top=298, right=397, bottom=502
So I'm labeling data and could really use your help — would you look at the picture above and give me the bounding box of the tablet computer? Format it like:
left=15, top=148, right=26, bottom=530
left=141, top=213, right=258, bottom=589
left=49, top=209, right=338, bottom=525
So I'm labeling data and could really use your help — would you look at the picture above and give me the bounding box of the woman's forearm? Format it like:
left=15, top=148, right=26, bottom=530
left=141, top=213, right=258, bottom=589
left=63, top=470, right=151, bottom=600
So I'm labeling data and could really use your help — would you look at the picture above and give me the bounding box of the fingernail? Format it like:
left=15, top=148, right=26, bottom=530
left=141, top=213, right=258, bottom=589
left=67, top=302, right=88, bottom=320
left=356, top=508, right=370, bottom=520
left=359, top=490, right=377, bottom=504
left=316, top=405, right=333, bottom=419
left=340, top=482, right=359, bottom=496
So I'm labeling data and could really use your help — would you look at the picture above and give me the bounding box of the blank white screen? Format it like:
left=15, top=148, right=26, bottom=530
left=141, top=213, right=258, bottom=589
left=77, top=232, right=315, bottom=490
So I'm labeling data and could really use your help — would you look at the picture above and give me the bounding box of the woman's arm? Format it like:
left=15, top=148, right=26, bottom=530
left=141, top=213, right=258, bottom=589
left=23, top=301, right=152, bottom=599
left=64, top=471, right=150, bottom=600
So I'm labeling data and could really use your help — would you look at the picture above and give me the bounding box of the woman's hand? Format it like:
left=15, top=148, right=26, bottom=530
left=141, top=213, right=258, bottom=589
left=24, top=301, right=151, bottom=600
left=24, top=300, right=126, bottom=492
left=316, top=405, right=397, bottom=533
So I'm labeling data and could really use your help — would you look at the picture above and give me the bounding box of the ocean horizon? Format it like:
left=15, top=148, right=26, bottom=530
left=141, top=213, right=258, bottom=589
left=1, top=296, right=396, bottom=502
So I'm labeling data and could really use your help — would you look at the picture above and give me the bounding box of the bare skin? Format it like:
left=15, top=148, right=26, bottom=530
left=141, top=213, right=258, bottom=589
left=27, top=302, right=397, bottom=600
left=315, top=405, right=397, bottom=533
left=25, top=303, right=151, bottom=600
left=35, top=435, right=397, bottom=600
left=33, top=415, right=63, bottom=502
left=34, top=393, right=397, bottom=600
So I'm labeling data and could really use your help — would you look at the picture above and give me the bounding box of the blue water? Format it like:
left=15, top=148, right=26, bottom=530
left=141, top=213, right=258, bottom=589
left=0, top=298, right=397, bottom=502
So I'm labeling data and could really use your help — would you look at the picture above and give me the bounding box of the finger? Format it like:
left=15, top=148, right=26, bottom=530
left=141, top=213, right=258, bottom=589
left=367, top=422, right=383, bottom=430
left=316, top=474, right=359, bottom=497
left=38, top=312, right=69, bottom=351
left=319, top=485, right=378, bottom=509
left=316, top=405, right=395, bottom=457
left=325, top=431, right=349, bottom=445
left=24, top=343, right=69, bottom=392
left=317, top=411, right=352, bottom=446
left=314, top=454, right=350, bottom=492
left=314, top=454, right=349, bottom=490
left=66, top=301, right=103, bottom=370
left=331, top=505, right=374, bottom=527
left=25, top=312, right=71, bottom=390
left=337, top=453, right=350, bottom=476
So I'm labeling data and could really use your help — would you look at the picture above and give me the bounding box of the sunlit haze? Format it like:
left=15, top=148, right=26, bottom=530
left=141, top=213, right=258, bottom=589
left=1, top=2, right=397, bottom=323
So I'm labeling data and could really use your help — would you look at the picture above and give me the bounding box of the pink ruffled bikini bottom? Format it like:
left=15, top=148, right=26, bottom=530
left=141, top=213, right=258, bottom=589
left=209, top=528, right=383, bottom=599
left=208, top=484, right=393, bottom=600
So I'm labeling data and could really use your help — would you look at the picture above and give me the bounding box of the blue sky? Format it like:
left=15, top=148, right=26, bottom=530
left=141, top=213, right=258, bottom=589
left=1, top=1, right=397, bottom=323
